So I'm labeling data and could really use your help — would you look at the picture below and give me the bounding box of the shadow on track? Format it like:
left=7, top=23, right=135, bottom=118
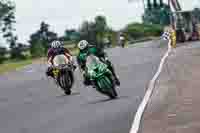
left=86, top=96, right=130, bottom=105
left=56, top=92, right=80, bottom=98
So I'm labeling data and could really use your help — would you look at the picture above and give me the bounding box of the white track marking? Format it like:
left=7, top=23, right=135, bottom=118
left=129, top=40, right=172, bottom=133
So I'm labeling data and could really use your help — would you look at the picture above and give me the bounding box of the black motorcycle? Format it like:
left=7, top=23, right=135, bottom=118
left=52, top=55, right=74, bottom=95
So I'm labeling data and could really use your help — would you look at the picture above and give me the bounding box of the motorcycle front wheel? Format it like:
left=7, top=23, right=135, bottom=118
left=58, top=70, right=73, bottom=95
left=96, top=76, right=118, bottom=99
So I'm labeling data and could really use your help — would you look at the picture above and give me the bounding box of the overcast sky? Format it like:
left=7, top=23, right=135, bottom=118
left=13, top=0, right=200, bottom=44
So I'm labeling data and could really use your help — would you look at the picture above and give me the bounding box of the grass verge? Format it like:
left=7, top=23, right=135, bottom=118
left=0, top=59, right=33, bottom=74
left=0, top=48, right=79, bottom=75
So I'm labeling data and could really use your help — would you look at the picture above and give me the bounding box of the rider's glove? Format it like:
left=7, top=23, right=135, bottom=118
left=47, top=62, right=52, bottom=67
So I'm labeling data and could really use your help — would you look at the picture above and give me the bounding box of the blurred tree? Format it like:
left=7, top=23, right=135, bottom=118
left=159, top=0, right=163, bottom=7
left=63, top=29, right=80, bottom=41
left=193, top=8, right=200, bottom=21
left=29, top=21, right=57, bottom=57
left=124, top=23, right=162, bottom=40
left=79, top=21, right=97, bottom=44
left=0, top=0, right=16, bottom=41
left=9, top=35, right=25, bottom=59
left=94, top=16, right=108, bottom=48
left=147, top=0, right=152, bottom=9
left=79, top=15, right=109, bottom=49
left=0, top=46, right=7, bottom=64
left=153, top=0, right=158, bottom=8
left=64, top=29, right=73, bottom=40
left=38, top=22, right=57, bottom=50
left=0, top=0, right=22, bottom=59
left=30, top=40, right=45, bottom=58
left=143, top=3, right=171, bottom=26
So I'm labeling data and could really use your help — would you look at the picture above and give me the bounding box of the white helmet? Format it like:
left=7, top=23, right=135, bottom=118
left=51, top=40, right=62, bottom=48
left=119, top=36, right=125, bottom=41
left=78, top=40, right=88, bottom=50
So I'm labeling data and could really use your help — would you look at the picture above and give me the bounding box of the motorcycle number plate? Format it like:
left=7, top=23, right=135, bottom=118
left=53, top=69, right=59, bottom=77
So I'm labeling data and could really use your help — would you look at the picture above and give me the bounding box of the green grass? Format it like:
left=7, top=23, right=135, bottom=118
left=70, top=48, right=79, bottom=56
left=63, top=44, right=79, bottom=56
left=0, top=59, right=33, bottom=74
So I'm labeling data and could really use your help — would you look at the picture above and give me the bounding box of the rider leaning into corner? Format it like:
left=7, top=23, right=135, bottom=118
left=76, top=40, right=120, bottom=86
left=46, top=40, right=76, bottom=77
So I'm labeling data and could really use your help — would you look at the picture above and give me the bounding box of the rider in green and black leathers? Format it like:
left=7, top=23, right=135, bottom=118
left=76, top=40, right=120, bottom=86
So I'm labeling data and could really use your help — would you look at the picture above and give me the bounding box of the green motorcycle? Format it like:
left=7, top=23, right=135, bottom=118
left=85, top=54, right=118, bottom=99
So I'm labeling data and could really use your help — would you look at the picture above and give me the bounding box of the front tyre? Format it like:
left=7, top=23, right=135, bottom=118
left=58, top=70, right=73, bottom=95
left=97, top=76, right=118, bottom=99
left=64, top=89, right=71, bottom=95
left=108, top=87, right=118, bottom=99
